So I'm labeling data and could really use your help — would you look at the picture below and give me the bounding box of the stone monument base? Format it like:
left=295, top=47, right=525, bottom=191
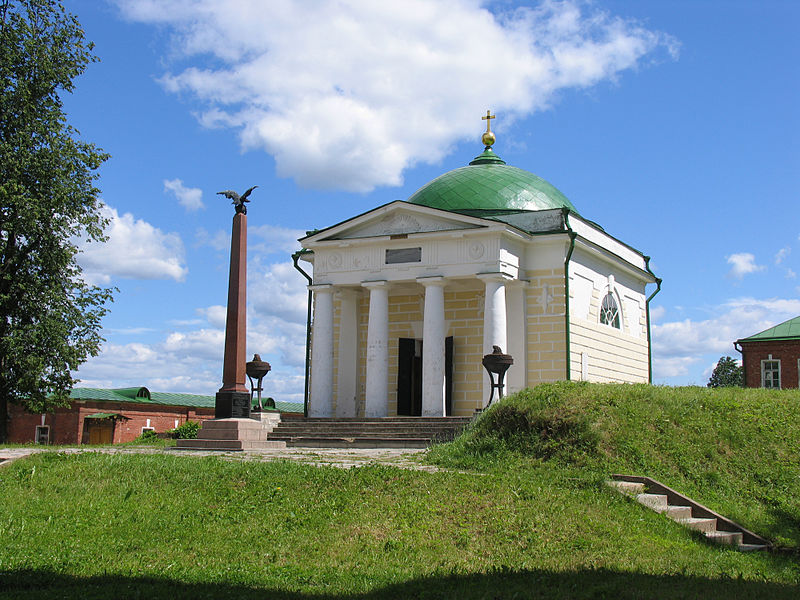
left=174, top=416, right=285, bottom=451
left=215, top=390, right=251, bottom=419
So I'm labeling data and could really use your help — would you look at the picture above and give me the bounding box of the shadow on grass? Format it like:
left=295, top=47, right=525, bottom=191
left=3, top=567, right=798, bottom=600
left=768, top=506, right=800, bottom=549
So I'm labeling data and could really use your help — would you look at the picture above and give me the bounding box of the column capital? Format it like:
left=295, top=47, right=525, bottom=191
left=477, top=272, right=514, bottom=283
left=506, top=278, right=530, bottom=289
left=335, top=287, right=360, bottom=299
left=416, top=275, right=447, bottom=287
left=361, top=280, right=388, bottom=290
left=309, top=283, right=334, bottom=293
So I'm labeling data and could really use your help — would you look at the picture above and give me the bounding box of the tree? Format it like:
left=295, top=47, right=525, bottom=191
left=707, top=356, right=744, bottom=388
left=0, top=0, right=113, bottom=442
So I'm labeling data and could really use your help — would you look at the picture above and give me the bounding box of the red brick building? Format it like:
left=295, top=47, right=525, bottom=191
left=7, top=387, right=302, bottom=445
left=735, top=316, right=800, bottom=389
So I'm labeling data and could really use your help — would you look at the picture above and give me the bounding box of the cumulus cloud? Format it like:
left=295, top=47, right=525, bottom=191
left=194, top=227, right=230, bottom=251
left=726, top=252, right=765, bottom=279
left=78, top=205, right=188, bottom=284
left=75, top=299, right=306, bottom=399
left=250, top=225, right=305, bottom=255
left=774, top=246, right=790, bottom=264
left=652, top=297, right=800, bottom=379
left=250, top=260, right=310, bottom=323
left=164, top=178, right=204, bottom=211
left=117, top=0, right=677, bottom=192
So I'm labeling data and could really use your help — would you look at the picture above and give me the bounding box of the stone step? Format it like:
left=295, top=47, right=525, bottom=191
left=270, top=427, right=463, bottom=436
left=678, top=517, right=718, bottom=534
left=664, top=505, right=693, bottom=520
left=175, top=438, right=286, bottom=451
left=606, top=480, right=645, bottom=495
left=738, top=543, right=769, bottom=552
left=636, top=493, right=668, bottom=511
left=280, top=415, right=472, bottom=423
left=197, top=428, right=264, bottom=441
left=706, top=531, right=744, bottom=546
left=607, top=475, right=771, bottom=552
left=284, top=437, right=430, bottom=449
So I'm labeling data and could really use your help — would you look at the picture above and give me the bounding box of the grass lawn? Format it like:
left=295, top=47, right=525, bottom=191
left=1, top=383, right=798, bottom=598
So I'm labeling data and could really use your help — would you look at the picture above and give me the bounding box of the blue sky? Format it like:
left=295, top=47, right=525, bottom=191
left=62, top=0, right=799, bottom=398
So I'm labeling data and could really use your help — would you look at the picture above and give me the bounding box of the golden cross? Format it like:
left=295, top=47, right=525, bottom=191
left=482, top=110, right=495, bottom=133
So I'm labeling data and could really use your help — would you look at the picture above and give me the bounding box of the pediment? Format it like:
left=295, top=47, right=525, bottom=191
left=304, top=201, right=485, bottom=244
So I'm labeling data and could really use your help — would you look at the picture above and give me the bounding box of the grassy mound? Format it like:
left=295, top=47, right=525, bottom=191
left=428, top=382, right=800, bottom=549
left=1, top=383, right=798, bottom=597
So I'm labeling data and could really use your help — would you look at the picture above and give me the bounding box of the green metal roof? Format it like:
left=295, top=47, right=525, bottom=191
left=737, top=316, right=800, bottom=343
left=407, top=148, right=578, bottom=215
left=69, top=388, right=303, bottom=413
left=84, top=412, right=124, bottom=419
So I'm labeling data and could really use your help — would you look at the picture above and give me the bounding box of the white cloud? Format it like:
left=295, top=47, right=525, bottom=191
left=194, top=227, right=230, bottom=251
left=652, top=297, right=800, bottom=379
left=164, top=178, right=204, bottom=211
left=197, top=305, right=227, bottom=329
left=117, top=0, right=676, bottom=192
left=250, top=260, right=309, bottom=323
left=78, top=205, right=188, bottom=284
left=726, top=252, right=765, bottom=279
left=774, top=246, right=790, bottom=264
left=250, top=225, right=305, bottom=255
left=649, top=305, right=665, bottom=323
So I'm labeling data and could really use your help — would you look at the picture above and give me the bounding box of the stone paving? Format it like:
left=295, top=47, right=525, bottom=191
left=0, top=445, right=441, bottom=472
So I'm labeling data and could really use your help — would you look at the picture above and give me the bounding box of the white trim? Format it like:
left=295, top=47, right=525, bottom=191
left=761, top=358, right=781, bottom=389
left=35, top=425, right=50, bottom=445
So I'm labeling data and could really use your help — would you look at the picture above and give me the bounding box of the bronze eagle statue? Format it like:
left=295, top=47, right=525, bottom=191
left=217, top=185, right=258, bottom=214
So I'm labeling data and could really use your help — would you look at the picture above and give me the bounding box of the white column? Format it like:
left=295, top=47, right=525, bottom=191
left=506, top=280, right=528, bottom=394
left=362, top=281, right=389, bottom=417
left=336, top=289, right=359, bottom=417
left=309, top=284, right=334, bottom=417
left=419, top=276, right=447, bottom=416
left=478, top=273, right=510, bottom=405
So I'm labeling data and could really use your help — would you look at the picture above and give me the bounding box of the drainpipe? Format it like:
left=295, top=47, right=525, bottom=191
left=563, top=209, right=577, bottom=381
left=644, top=255, right=662, bottom=384
left=292, top=250, right=313, bottom=417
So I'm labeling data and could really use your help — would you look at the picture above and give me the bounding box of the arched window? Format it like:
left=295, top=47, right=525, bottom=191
left=600, top=292, right=620, bottom=329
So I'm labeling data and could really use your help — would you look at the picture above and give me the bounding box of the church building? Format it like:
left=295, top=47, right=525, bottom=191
left=296, top=113, right=660, bottom=418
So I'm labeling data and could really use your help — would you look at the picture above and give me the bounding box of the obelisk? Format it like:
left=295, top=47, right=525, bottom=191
left=214, top=186, right=257, bottom=418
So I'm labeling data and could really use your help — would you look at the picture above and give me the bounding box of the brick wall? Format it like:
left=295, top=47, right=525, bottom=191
left=740, top=340, right=800, bottom=388
left=7, top=401, right=215, bottom=445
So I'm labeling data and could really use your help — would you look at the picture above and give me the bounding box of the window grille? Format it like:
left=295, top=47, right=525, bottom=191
left=600, top=293, right=620, bottom=329
left=761, top=360, right=781, bottom=389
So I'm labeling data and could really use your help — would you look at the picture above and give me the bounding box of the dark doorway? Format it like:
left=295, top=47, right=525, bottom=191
left=397, top=337, right=454, bottom=416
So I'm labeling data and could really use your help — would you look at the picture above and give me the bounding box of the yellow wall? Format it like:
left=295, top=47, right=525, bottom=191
left=525, top=268, right=568, bottom=384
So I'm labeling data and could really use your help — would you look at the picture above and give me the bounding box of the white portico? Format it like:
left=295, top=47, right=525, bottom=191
left=297, top=122, right=660, bottom=418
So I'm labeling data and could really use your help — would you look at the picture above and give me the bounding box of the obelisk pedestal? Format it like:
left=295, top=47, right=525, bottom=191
left=215, top=212, right=251, bottom=419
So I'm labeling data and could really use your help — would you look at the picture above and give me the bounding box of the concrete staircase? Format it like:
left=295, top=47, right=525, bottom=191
left=266, top=414, right=472, bottom=448
left=607, top=474, right=769, bottom=552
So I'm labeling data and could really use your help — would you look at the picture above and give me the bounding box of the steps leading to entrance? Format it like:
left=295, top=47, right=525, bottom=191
left=267, top=415, right=472, bottom=448
left=607, top=475, right=770, bottom=552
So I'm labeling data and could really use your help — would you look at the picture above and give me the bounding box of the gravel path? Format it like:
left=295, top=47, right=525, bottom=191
left=0, top=445, right=442, bottom=472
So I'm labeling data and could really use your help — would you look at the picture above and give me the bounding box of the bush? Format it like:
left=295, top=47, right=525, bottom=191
left=169, top=420, right=200, bottom=439
left=134, top=430, right=159, bottom=443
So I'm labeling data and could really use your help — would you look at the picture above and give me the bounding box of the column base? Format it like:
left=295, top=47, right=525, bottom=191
left=215, top=391, right=251, bottom=419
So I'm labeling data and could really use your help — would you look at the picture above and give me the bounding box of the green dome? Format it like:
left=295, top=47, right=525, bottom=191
left=407, top=148, right=577, bottom=214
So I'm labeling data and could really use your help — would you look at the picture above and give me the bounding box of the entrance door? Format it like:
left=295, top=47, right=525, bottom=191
left=397, top=337, right=453, bottom=416
left=85, top=420, right=114, bottom=444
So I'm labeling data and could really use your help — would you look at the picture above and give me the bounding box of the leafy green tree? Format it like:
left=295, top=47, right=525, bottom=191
left=707, top=356, right=744, bottom=388
left=0, top=0, right=113, bottom=442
